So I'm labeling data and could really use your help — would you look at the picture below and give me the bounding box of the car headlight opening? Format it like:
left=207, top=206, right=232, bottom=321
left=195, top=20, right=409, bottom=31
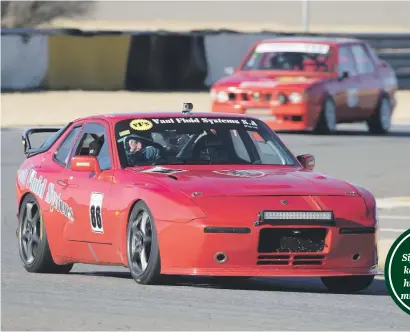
left=289, top=92, right=303, bottom=103
left=217, top=91, right=229, bottom=102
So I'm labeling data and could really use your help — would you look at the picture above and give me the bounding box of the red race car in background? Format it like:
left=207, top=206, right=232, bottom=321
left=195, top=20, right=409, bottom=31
left=16, top=103, right=379, bottom=293
left=210, top=37, right=398, bottom=134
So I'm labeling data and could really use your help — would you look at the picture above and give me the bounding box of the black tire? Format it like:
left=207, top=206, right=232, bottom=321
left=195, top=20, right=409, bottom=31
left=315, top=97, right=337, bottom=135
left=321, top=275, right=375, bottom=293
left=126, top=201, right=161, bottom=284
left=367, top=96, right=392, bottom=134
left=18, top=194, right=74, bottom=274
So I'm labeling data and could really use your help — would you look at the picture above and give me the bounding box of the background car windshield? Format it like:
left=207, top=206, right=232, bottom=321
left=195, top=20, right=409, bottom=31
left=241, top=42, right=335, bottom=73
left=114, top=116, right=297, bottom=167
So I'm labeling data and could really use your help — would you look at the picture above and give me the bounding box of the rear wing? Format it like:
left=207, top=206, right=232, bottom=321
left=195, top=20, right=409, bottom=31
left=22, top=126, right=67, bottom=158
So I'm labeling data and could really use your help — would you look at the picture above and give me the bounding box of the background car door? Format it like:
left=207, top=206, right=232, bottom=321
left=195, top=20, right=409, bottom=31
left=60, top=121, right=116, bottom=245
left=350, top=43, right=381, bottom=119
left=334, top=45, right=362, bottom=122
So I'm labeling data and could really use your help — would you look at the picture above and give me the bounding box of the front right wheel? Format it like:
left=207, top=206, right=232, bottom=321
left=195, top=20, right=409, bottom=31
left=321, top=275, right=375, bottom=293
left=315, top=97, right=337, bottom=134
left=126, top=201, right=161, bottom=285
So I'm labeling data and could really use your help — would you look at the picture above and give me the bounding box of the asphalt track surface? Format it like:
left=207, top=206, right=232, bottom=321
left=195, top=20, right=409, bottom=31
left=1, top=124, right=410, bottom=330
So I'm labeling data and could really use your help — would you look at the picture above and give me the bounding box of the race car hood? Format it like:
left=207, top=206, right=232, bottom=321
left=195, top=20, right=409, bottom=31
left=213, top=71, right=330, bottom=90
left=136, top=166, right=358, bottom=198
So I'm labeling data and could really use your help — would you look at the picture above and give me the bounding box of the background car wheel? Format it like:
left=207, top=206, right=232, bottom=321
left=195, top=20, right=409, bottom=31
left=18, top=194, right=74, bottom=274
left=321, top=275, right=375, bottom=293
left=315, top=97, right=337, bottom=134
left=367, top=96, right=392, bottom=134
left=126, top=201, right=161, bottom=285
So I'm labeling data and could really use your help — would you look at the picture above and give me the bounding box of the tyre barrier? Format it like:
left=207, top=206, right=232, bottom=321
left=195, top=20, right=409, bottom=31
left=1, top=28, right=410, bottom=91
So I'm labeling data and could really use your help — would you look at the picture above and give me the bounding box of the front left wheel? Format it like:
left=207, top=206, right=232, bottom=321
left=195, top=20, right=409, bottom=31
left=18, top=193, right=74, bottom=274
left=126, top=201, right=161, bottom=284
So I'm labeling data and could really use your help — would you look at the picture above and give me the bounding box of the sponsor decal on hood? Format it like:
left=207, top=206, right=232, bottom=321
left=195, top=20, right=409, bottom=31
left=213, top=170, right=266, bottom=178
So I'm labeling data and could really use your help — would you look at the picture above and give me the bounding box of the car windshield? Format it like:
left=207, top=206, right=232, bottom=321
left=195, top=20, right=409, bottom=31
left=241, top=42, right=335, bottom=73
left=114, top=116, right=298, bottom=167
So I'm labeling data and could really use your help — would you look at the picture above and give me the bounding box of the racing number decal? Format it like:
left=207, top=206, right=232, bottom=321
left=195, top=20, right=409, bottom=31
left=89, top=192, right=104, bottom=233
left=347, top=88, right=359, bottom=108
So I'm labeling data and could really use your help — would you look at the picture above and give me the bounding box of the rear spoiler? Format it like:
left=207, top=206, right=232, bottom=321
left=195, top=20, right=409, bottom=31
left=22, top=126, right=65, bottom=158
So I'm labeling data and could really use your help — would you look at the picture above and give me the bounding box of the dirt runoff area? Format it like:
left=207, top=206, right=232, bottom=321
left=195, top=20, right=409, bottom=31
left=1, top=91, right=410, bottom=128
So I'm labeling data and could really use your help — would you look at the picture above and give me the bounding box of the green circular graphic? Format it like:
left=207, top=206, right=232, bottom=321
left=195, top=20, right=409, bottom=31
left=384, top=228, right=410, bottom=315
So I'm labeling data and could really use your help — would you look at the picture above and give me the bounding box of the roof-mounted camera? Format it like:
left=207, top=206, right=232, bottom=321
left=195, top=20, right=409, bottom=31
left=182, top=102, right=193, bottom=115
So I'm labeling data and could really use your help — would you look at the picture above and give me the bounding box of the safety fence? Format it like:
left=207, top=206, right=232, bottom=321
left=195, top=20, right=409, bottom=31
left=1, top=28, right=410, bottom=91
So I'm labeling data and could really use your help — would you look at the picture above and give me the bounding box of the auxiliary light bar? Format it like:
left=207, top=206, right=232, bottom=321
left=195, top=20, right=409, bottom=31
left=263, top=211, right=333, bottom=220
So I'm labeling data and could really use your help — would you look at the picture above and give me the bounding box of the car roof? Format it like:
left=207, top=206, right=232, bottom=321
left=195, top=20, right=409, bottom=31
left=256, top=36, right=361, bottom=45
left=72, top=111, right=258, bottom=124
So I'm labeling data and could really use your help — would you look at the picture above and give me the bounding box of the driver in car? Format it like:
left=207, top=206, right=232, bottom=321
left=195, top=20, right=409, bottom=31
left=127, top=138, right=161, bottom=165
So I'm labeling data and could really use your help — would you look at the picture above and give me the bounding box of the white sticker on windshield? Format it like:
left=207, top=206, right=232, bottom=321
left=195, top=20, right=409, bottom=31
left=255, top=43, right=330, bottom=54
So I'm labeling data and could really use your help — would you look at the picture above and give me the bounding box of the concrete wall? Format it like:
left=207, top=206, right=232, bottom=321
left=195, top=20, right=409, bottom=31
left=1, top=35, right=48, bottom=90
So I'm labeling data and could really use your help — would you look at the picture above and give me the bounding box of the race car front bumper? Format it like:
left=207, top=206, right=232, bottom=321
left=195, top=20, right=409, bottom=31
left=211, top=101, right=318, bottom=131
left=156, top=220, right=379, bottom=278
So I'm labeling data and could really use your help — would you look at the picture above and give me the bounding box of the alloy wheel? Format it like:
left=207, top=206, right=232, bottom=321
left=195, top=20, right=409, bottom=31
left=128, top=210, right=153, bottom=275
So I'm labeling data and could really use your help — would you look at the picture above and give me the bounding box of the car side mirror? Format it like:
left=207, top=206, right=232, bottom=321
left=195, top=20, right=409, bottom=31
left=71, top=156, right=101, bottom=174
left=379, top=60, right=388, bottom=68
left=224, top=67, right=234, bottom=75
left=297, top=154, right=315, bottom=170
left=339, top=71, right=349, bottom=80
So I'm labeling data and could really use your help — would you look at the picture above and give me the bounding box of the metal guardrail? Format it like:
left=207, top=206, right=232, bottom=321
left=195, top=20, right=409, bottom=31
left=2, top=28, right=410, bottom=89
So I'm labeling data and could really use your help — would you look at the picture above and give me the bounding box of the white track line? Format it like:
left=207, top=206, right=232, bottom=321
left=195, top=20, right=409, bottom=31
left=380, top=215, right=409, bottom=220
left=380, top=228, right=408, bottom=233
left=376, top=197, right=410, bottom=209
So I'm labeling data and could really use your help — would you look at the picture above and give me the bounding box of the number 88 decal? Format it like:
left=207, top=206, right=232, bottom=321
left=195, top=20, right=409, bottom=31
left=89, top=192, right=104, bottom=233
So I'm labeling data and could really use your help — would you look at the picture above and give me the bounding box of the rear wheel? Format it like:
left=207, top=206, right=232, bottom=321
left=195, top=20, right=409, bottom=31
left=367, top=96, right=392, bottom=134
left=126, top=201, right=161, bottom=284
left=18, top=194, right=74, bottom=274
left=321, top=275, right=375, bottom=293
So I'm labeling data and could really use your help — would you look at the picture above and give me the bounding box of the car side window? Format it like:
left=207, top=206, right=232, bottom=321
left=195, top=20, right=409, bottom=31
left=54, top=125, right=82, bottom=167
left=230, top=130, right=251, bottom=162
left=338, top=46, right=358, bottom=76
left=351, top=44, right=376, bottom=74
left=70, top=122, right=112, bottom=171
left=247, top=131, right=286, bottom=164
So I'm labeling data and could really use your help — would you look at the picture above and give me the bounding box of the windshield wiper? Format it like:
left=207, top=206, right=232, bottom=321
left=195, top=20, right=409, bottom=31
left=151, top=159, right=186, bottom=166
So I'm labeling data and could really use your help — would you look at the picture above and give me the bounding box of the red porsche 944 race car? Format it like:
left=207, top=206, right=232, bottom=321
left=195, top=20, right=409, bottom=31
left=211, top=37, right=398, bottom=134
left=16, top=103, right=379, bottom=292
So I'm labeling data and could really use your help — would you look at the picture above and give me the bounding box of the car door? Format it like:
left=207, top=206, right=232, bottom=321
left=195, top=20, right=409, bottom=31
left=350, top=43, right=381, bottom=119
left=333, top=45, right=362, bottom=121
left=45, top=123, right=84, bottom=259
left=60, top=121, right=116, bottom=245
